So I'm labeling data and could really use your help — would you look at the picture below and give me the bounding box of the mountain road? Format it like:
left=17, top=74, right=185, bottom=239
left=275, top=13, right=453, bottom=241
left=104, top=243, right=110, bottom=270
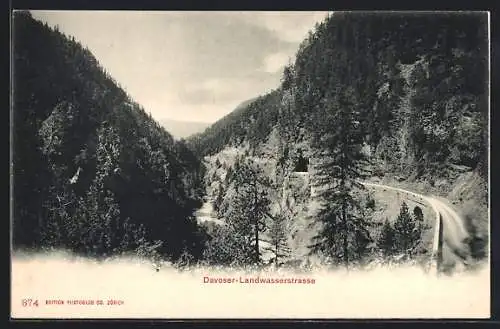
left=360, top=181, right=471, bottom=272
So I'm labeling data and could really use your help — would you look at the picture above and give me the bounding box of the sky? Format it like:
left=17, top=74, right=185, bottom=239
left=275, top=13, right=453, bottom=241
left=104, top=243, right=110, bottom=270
left=30, top=11, right=330, bottom=123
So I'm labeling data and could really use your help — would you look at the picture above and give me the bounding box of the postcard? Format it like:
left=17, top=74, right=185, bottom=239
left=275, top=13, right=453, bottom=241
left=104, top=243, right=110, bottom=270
left=10, top=10, right=490, bottom=319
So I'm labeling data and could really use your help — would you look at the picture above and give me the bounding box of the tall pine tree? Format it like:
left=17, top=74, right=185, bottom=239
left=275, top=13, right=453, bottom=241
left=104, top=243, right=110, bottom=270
left=217, top=157, right=272, bottom=265
left=377, top=219, right=397, bottom=259
left=266, top=211, right=291, bottom=267
left=393, top=202, right=421, bottom=258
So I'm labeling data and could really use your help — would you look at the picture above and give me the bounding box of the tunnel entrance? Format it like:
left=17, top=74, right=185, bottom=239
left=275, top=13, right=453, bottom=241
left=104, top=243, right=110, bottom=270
left=293, top=150, right=309, bottom=173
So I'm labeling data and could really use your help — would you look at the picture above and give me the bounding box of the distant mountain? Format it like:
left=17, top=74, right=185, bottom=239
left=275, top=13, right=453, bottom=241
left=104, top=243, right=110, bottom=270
left=186, top=93, right=281, bottom=156
left=160, top=98, right=260, bottom=140
left=159, top=119, right=210, bottom=139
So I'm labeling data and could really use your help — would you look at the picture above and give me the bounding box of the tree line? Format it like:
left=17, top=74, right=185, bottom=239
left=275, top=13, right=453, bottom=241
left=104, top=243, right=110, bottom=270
left=187, top=92, right=282, bottom=156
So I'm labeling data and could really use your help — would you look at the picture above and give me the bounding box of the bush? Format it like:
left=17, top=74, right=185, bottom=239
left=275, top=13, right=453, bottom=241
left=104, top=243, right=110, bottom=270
left=202, top=225, right=253, bottom=267
left=366, top=195, right=376, bottom=210
left=462, top=201, right=488, bottom=260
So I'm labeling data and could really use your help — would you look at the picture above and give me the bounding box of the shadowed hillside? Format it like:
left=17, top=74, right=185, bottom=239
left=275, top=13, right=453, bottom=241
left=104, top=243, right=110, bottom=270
left=12, top=11, right=208, bottom=262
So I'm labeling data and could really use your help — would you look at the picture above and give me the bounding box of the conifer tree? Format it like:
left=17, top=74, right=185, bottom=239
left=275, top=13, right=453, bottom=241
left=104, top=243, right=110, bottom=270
left=267, top=212, right=291, bottom=267
left=393, top=202, right=421, bottom=257
left=377, top=219, right=397, bottom=259
left=308, top=85, right=372, bottom=269
left=221, top=157, right=271, bottom=265
left=212, top=181, right=225, bottom=215
left=413, top=206, right=424, bottom=225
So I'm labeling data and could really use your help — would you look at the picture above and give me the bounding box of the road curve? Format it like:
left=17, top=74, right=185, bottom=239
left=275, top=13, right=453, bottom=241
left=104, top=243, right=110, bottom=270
left=360, top=181, right=471, bottom=271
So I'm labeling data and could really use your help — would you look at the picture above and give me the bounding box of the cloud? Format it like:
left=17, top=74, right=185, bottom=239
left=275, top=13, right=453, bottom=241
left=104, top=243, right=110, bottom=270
left=237, top=11, right=331, bottom=43
left=28, top=11, right=327, bottom=123
left=262, top=52, right=291, bottom=73
left=164, top=72, right=281, bottom=122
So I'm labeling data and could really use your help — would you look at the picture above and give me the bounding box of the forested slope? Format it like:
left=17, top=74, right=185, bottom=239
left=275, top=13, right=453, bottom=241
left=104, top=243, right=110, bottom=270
left=188, top=93, right=281, bottom=155
left=188, top=12, right=489, bottom=268
left=189, top=13, right=488, bottom=178
left=12, top=11, right=207, bottom=261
